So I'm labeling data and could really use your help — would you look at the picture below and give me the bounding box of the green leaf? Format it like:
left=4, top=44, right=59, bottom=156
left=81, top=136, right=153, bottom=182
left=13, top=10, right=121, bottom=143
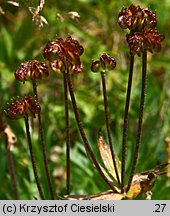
left=1, top=27, right=13, bottom=60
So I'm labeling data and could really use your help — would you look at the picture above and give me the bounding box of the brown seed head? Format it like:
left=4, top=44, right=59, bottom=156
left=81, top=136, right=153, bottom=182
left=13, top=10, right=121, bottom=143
left=126, top=28, right=164, bottom=56
left=42, top=36, right=84, bottom=74
left=7, top=96, right=40, bottom=119
left=118, top=4, right=164, bottom=55
left=118, top=4, right=157, bottom=31
left=91, top=54, right=116, bottom=72
left=15, top=60, right=49, bottom=83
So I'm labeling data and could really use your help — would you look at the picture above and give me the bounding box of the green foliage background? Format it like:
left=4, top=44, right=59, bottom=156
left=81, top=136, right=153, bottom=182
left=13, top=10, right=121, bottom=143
left=0, top=0, right=170, bottom=199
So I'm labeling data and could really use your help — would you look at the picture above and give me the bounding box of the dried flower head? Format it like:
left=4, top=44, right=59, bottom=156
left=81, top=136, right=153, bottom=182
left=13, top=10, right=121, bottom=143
left=7, top=96, right=40, bottom=119
left=126, top=29, right=164, bottom=56
left=42, top=36, right=84, bottom=74
left=15, top=60, right=49, bottom=83
left=118, top=4, right=164, bottom=55
left=118, top=4, right=157, bottom=31
left=91, top=54, right=116, bottom=72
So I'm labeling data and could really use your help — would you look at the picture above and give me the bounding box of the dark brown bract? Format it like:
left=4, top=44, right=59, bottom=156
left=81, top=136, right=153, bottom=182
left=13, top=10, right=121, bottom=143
left=42, top=36, right=84, bottom=73
left=15, top=60, right=49, bottom=83
left=7, top=96, right=40, bottom=119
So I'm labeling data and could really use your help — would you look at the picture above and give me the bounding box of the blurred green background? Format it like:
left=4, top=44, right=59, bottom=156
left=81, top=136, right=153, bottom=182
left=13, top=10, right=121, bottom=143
left=0, top=0, right=170, bottom=199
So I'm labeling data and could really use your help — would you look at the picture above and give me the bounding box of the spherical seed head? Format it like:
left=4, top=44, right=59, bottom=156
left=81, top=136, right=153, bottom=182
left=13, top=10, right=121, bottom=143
left=118, top=4, right=157, bottom=31
left=100, top=54, right=116, bottom=71
left=126, top=29, right=165, bottom=56
left=91, top=54, right=116, bottom=73
left=42, top=36, right=84, bottom=74
left=118, top=4, right=164, bottom=55
left=7, top=96, right=40, bottom=119
left=15, top=61, right=49, bottom=83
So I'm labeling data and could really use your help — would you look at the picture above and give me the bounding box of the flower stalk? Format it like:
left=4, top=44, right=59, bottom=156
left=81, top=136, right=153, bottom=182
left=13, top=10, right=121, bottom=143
left=5, top=135, right=19, bottom=200
left=63, top=70, right=71, bottom=194
left=32, top=79, right=55, bottom=199
left=24, top=114, right=45, bottom=200
left=66, top=66, right=118, bottom=193
left=121, top=54, right=134, bottom=192
left=126, top=50, right=147, bottom=192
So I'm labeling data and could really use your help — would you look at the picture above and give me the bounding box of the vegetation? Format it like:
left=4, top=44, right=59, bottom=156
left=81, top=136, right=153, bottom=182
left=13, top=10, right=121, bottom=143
left=0, top=0, right=170, bottom=200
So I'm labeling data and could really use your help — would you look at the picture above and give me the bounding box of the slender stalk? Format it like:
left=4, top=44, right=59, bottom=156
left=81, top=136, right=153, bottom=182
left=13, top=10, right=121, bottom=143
left=24, top=115, right=45, bottom=200
left=32, top=79, right=55, bottom=199
left=100, top=71, right=121, bottom=186
left=66, top=67, right=118, bottom=193
left=121, top=54, right=134, bottom=192
left=63, top=71, right=71, bottom=194
left=126, top=51, right=147, bottom=192
left=5, top=136, right=19, bottom=200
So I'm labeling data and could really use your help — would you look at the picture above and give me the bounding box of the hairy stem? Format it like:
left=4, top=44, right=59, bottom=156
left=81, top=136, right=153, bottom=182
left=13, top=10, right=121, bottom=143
left=32, top=80, right=55, bottom=199
left=24, top=115, right=45, bottom=200
left=5, top=136, right=19, bottom=200
left=63, top=71, right=71, bottom=194
left=101, top=71, right=121, bottom=186
left=121, top=54, right=134, bottom=192
left=66, top=68, right=118, bottom=193
left=126, top=51, right=147, bottom=192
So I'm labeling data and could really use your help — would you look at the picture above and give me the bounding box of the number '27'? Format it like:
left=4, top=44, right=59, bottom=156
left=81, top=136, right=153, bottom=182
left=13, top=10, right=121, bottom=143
left=154, top=204, right=166, bottom=212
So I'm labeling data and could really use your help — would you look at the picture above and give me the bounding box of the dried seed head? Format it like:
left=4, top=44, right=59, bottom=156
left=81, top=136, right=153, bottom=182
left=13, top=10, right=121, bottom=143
left=6, top=96, right=40, bottom=119
left=91, top=54, right=116, bottom=72
left=118, top=4, right=157, bottom=31
left=118, top=4, right=164, bottom=55
left=100, top=54, right=117, bottom=71
left=15, top=60, right=49, bottom=83
left=126, top=29, right=164, bottom=56
left=42, top=36, right=84, bottom=74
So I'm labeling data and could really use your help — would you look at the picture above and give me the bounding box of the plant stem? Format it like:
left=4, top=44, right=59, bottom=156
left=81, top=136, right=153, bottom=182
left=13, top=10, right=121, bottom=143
left=66, top=67, right=118, bottom=193
left=63, top=71, right=71, bottom=194
left=126, top=51, right=147, bottom=192
left=101, top=71, right=121, bottom=186
left=121, top=54, right=134, bottom=193
left=5, top=136, right=19, bottom=200
left=32, top=79, right=55, bottom=199
left=24, top=115, right=45, bottom=200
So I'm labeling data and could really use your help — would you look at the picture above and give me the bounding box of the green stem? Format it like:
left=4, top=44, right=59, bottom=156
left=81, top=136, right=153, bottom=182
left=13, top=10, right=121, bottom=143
left=24, top=115, right=45, bottom=200
left=126, top=51, right=147, bottom=192
left=121, top=54, right=134, bottom=192
left=5, top=135, right=19, bottom=200
left=63, top=71, right=71, bottom=194
left=32, top=80, right=55, bottom=199
left=101, top=71, right=121, bottom=186
left=66, top=68, right=118, bottom=193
